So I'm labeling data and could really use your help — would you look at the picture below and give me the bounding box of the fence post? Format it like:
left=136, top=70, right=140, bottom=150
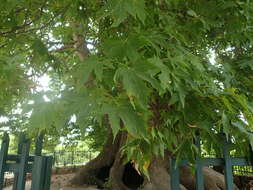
left=71, top=151, right=74, bottom=165
left=12, top=133, right=26, bottom=190
left=0, top=133, right=10, bottom=189
left=223, top=137, right=234, bottom=190
left=31, top=156, right=46, bottom=190
left=170, top=158, right=180, bottom=190
left=15, top=139, right=30, bottom=190
left=195, top=134, right=204, bottom=190
left=43, top=156, right=53, bottom=190
left=35, top=134, right=43, bottom=156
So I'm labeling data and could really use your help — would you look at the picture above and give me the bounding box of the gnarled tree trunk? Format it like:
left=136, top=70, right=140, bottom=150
left=108, top=132, right=131, bottom=190
left=70, top=129, right=238, bottom=190
left=141, top=152, right=187, bottom=190
left=180, top=166, right=239, bottom=190
left=70, top=126, right=121, bottom=186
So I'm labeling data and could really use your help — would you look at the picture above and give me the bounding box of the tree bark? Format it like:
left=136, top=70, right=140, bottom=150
left=108, top=132, right=131, bottom=190
left=70, top=126, right=121, bottom=186
left=71, top=131, right=239, bottom=190
left=141, top=153, right=187, bottom=190
left=180, top=166, right=239, bottom=190
left=68, top=18, right=238, bottom=190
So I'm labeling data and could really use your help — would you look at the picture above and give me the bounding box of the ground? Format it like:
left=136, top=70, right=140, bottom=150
left=3, top=169, right=253, bottom=190
left=3, top=173, right=99, bottom=190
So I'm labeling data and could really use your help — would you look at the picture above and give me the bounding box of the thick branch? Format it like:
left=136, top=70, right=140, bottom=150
left=73, top=33, right=89, bottom=61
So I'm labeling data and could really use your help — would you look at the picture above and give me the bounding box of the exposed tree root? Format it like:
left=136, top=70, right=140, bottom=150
left=180, top=166, right=239, bottom=190
left=141, top=154, right=187, bottom=190
left=70, top=128, right=121, bottom=186
left=71, top=130, right=238, bottom=190
left=108, top=132, right=131, bottom=190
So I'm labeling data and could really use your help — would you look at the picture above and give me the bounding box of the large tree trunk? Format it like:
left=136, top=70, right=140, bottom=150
left=70, top=126, right=121, bottom=186
left=141, top=152, right=187, bottom=190
left=71, top=131, right=238, bottom=190
left=108, top=132, right=131, bottom=190
left=180, top=166, right=239, bottom=190
left=69, top=20, right=237, bottom=190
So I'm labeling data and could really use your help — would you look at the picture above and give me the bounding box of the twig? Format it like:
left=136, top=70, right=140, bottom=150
left=49, top=44, right=73, bottom=53
left=0, top=5, right=68, bottom=37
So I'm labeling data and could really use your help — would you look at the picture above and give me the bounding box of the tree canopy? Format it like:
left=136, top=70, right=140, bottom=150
left=1, top=0, right=253, bottom=166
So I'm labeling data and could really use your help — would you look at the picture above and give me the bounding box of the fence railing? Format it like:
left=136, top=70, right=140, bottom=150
left=233, top=165, right=253, bottom=176
left=0, top=133, right=53, bottom=190
left=170, top=135, right=253, bottom=190
left=46, top=150, right=96, bottom=167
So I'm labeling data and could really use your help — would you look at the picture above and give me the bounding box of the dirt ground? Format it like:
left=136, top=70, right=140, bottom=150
left=4, top=173, right=99, bottom=190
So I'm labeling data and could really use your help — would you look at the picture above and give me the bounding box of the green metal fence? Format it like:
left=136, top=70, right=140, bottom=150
left=46, top=150, right=96, bottom=167
left=233, top=165, right=253, bottom=176
left=0, top=133, right=53, bottom=190
left=53, top=150, right=91, bottom=167
left=170, top=135, right=253, bottom=190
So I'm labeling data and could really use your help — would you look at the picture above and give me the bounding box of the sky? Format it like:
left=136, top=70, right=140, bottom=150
left=37, top=74, right=51, bottom=91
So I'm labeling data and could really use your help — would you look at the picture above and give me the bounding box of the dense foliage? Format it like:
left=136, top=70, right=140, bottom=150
left=1, top=0, right=253, bottom=168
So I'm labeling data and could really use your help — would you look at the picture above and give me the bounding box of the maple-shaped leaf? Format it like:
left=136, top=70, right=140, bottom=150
left=115, top=67, right=149, bottom=109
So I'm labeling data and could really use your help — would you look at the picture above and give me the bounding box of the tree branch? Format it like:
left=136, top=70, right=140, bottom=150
left=49, top=44, right=73, bottom=53
left=0, top=5, right=67, bottom=37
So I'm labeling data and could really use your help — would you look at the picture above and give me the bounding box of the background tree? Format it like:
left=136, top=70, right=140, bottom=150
left=1, top=0, right=253, bottom=189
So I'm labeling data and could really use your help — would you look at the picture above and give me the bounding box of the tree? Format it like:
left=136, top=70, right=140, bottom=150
left=1, top=0, right=253, bottom=189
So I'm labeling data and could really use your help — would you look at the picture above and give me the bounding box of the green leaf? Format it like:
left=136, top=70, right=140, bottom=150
left=222, top=112, right=230, bottom=138
left=232, top=121, right=248, bottom=134
left=106, top=0, right=146, bottom=27
left=128, top=0, right=146, bottom=23
left=118, top=105, right=146, bottom=137
left=102, top=104, right=121, bottom=138
left=103, top=37, right=140, bottom=62
left=133, top=60, right=162, bottom=91
left=31, top=39, right=48, bottom=56
left=29, top=102, right=57, bottom=130
left=75, top=55, right=103, bottom=84
left=103, top=39, right=126, bottom=59
left=148, top=57, right=173, bottom=93
left=115, top=67, right=149, bottom=109
left=187, top=10, right=198, bottom=17
left=109, top=113, right=121, bottom=137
